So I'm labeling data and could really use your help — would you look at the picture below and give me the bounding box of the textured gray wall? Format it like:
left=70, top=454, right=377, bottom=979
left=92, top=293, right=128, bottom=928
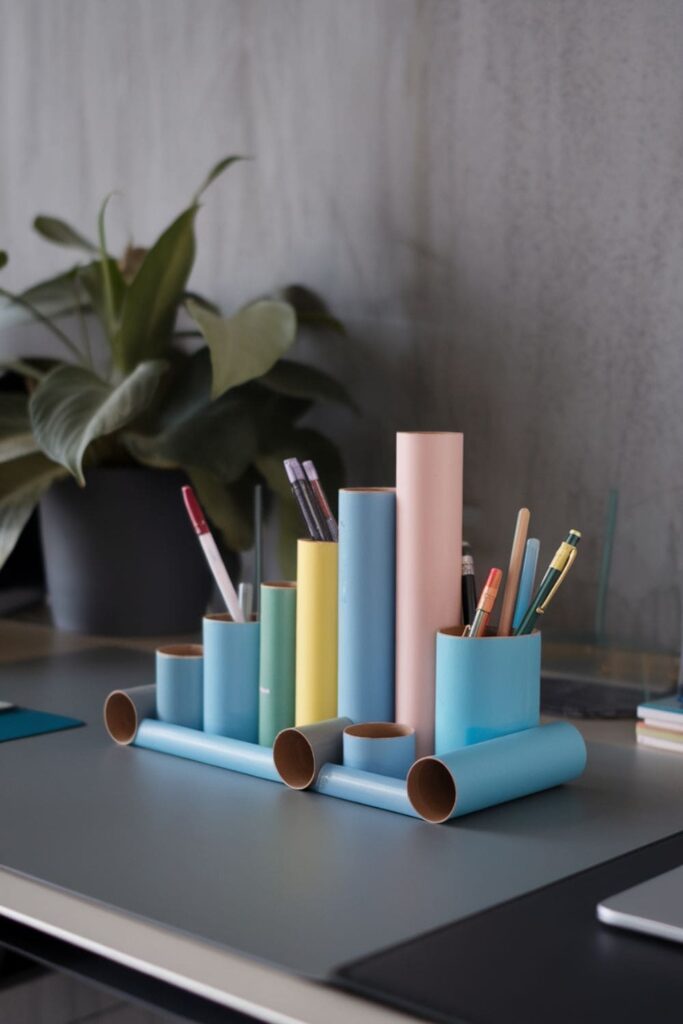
left=1, top=0, right=681, bottom=650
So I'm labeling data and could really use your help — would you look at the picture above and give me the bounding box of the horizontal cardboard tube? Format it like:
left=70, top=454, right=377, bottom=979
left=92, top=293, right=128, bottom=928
left=133, top=719, right=281, bottom=783
left=407, top=722, right=587, bottom=824
left=312, top=764, right=419, bottom=818
left=104, top=685, right=157, bottom=745
left=273, top=717, right=351, bottom=789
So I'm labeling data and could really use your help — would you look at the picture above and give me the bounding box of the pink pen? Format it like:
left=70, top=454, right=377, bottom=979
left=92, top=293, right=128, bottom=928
left=181, top=486, right=245, bottom=622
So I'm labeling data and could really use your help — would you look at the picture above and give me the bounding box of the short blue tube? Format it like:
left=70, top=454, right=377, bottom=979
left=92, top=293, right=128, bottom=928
left=203, top=614, right=260, bottom=742
left=134, top=719, right=281, bottom=783
left=156, top=645, right=203, bottom=730
left=313, top=763, right=420, bottom=817
left=435, top=629, right=541, bottom=753
left=408, top=722, right=587, bottom=822
left=337, top=488, right=396, bottom=723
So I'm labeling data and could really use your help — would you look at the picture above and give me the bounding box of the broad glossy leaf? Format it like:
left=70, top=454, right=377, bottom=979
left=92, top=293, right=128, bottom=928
left=187, top=299, right=297, bottom=400
left=259, top=359, right=356, bottom=410
left=29, top=360, right=167, bottom=485
left=0, top=251, right=7, bottom=270
left=193, top=155, right=246, bottom=202
left=0, top=360, right=47, bottom=382
left=113, top=207, right=197, bottom=372
left=276, top=285, right=346, bottom=335
left=0, top=393, right=39, bottom=461
left=189, top=468, right=254, bottom=551
left=33, top=215, right=97, bottom=253
left=0, top=452, right=65, bottom=569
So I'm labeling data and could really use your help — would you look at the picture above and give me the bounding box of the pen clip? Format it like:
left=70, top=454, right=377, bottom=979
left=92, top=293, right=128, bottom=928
left=537, top=547, right=577, bottom=614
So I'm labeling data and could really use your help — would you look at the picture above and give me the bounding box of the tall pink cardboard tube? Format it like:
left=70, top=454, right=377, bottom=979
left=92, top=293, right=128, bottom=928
left=396, top=432, right=463, bottom=757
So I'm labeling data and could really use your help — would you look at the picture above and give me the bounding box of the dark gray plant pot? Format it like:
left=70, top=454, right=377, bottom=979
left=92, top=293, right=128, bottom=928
left=39, top=468, right=222, bottom=636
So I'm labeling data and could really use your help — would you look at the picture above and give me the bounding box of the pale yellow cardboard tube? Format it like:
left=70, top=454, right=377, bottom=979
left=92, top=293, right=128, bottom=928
left=295, top=539, right=338, bottom=726
left=103, top=685, right=157, bottom=745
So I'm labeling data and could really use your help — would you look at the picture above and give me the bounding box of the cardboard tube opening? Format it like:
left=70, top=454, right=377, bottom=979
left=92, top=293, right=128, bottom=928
left=204, top=613, right=258, bottom=623
left=104, top=690, right=139, bottom=746
left=262, top=581, right=296, bottom=589
left=345, top=722, right=414, bottom=740
left=157, top=643, right=203, bottom=657
left=407, top=757, right=457, bottom=823
left=273, top=729, right=315, bottom=789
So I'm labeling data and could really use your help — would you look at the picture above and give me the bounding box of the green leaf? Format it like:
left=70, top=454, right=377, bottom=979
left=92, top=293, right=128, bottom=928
left=259, top=359, right=356, bottom=410
left=29, top=360, right=167, bottom=485
left=0, top=393, right=39, bottom=461
left=276, top=285, right=346, bottom=335
left=0, top=360, right=47, bottom=381
left=113, top=206, right=197, bottom=372
left=79, top=258, right=125, bottom=334
left=0, top=251, right=7, bottom=270
left=188, top=468, right=254, bottom=551
left=97, top=193, right=120, bottom=342
left=187, top=299, right=297, bottom=400
left=0, top=453, right=66, bottom=570
left=33, top=215, right=98, bottom=253
left=0, top=266, right=90, bottom=330
left=193, top=155, right=246, bottom=203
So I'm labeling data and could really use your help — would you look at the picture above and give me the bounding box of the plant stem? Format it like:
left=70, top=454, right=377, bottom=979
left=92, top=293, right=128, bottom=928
left=0, top=286, right=84, bottom=362
left=72, top=272, right=93, bottom=368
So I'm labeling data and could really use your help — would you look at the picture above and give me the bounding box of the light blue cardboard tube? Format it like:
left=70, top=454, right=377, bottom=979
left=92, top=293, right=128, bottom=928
left=134, top=719, right=281, bottom=783
left=156, top=644, right=203, bottom=730
left=313, top=763, right=420, bottom=818
left=407, top=722, right=587, bottom=823
left=338, top=488, right=396, bottom=723
left=203, top=613, right=260, bottom=742
left=435, top=628, right=541, bottom=753
left=343, top=723, right=416, bottom=779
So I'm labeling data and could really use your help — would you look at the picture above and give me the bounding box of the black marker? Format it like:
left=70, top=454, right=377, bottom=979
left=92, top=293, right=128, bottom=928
left=462, top=541, right=477, bottom=627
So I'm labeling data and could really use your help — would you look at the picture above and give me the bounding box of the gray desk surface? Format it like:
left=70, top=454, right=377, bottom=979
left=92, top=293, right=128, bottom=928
left=1, top=644, right=683, bottom=988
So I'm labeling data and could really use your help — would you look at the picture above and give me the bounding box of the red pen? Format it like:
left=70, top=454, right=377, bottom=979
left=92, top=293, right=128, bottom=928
left=464, top=568, right=502, bottom=638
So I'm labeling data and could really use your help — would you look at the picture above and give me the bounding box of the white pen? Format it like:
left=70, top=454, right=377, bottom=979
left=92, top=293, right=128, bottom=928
left=181, top=486, right=245, bottom=623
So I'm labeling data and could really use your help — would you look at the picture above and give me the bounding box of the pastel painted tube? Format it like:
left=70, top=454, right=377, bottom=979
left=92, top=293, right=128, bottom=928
left=203, top=613, right=260, bottom=742
left=295, top=540, right=338, bottom=726
left=435, top=628, right=540, bottom=753
left=407, top=722, right=587, bottom=823
left=313, top=763, right=420, bottom=818
left=343, top=723, right=416, bottom=779
left=273, top=716, right=352, bottom=789
left=396, top=432, right=463, bottom=757
left=133, top=719, right=281, bottom=783
left=338, top=488, right=396, bottom=723
left=156, top=644, right=203, bottom=731
left=258, top=582, right=297, bottom=746
left=512, top=538, right=541, bottom=633
left=104, top=685, right=157, bottom=745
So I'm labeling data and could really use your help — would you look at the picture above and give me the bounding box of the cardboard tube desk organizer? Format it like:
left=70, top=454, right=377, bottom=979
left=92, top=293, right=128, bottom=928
left=295, top=540, right=338, bottom=726
left=337, top=488, right=396, bottom=724
left=156, top=644, right=203, bottom=731
left=435, top=628, right=541, bottom=753
left=396, top=432, right=463, bottom=757
left=407, top=722, right=587, bottom=823
left=273, top=718, right=419, bottom=817
left=258, top=582, right=297, bottom=746
left=203, top=613, right=260, bottom=742
left=104, top=685, right=280, bottom=783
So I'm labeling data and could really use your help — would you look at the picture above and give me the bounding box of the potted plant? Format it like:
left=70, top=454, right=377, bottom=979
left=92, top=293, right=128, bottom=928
left=0, top=156, right=348, bottom=635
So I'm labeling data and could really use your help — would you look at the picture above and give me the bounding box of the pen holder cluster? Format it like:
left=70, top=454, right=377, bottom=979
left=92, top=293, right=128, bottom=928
left=435, top=627, right=541, bottom=754
left=203, top=613, right=260, bottom=742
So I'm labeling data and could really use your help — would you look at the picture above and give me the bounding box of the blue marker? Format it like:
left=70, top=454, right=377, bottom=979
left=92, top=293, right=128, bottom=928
left=512, top=539, right=541, bottom=633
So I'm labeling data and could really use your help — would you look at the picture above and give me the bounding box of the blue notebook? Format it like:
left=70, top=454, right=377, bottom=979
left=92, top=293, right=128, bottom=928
left=0, top=708, right=83, bottom=742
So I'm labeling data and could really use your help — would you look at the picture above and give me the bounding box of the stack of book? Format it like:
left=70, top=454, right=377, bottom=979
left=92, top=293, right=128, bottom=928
left=637, top=696, right=683, bottom=753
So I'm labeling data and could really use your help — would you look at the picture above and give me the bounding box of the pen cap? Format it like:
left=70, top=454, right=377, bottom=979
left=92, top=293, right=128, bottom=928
left=155, top=644, right=203, bottom=731
left=295, top=540, right=338, bottom=726
left=407, top=722, right=586, bottom=823
left=435, top=627, right=541, bottom=753
left=203, top=613, right=260, bottom=742
left=338, top=488, right=396, bottom=724
left=258, top=582, right=297, bottom=746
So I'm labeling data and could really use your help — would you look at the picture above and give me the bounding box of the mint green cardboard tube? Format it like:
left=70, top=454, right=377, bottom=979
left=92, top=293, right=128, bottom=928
left=258, top=583, right=296, bottom=746
left=407, top=722, right=586, bottom=823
